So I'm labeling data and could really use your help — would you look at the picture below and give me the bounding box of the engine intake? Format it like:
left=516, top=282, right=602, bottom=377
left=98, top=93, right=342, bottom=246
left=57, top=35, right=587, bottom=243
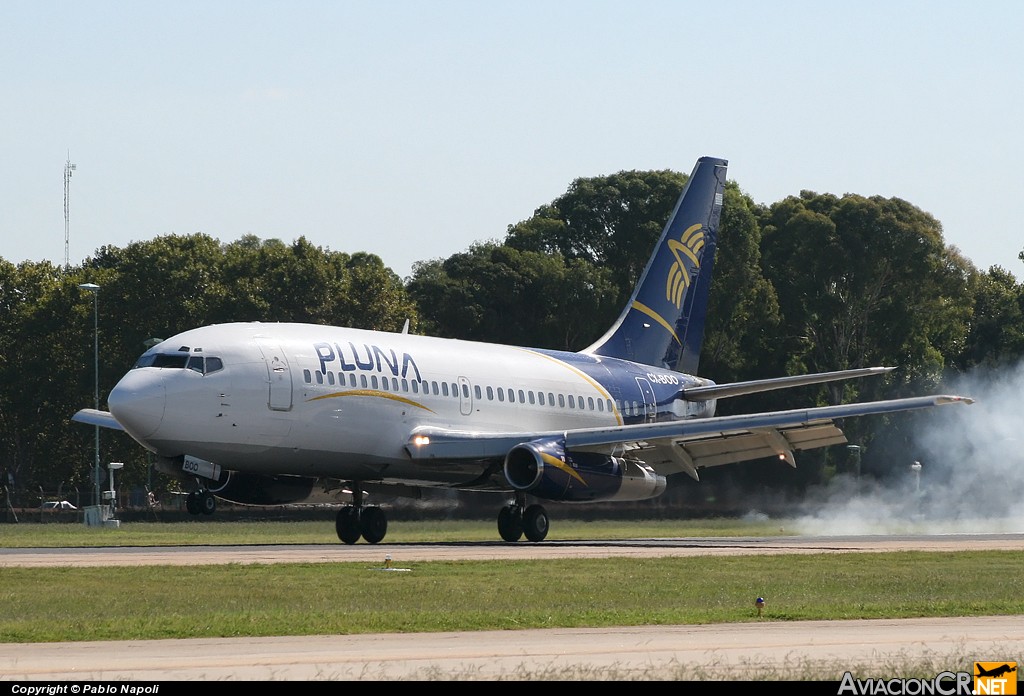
left=504, top=437, right=666, bottom=503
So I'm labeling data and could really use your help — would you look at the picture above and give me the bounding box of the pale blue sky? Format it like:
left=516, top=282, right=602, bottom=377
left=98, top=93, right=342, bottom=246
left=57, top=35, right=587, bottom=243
left=3, top=1, right=1022, bottom=280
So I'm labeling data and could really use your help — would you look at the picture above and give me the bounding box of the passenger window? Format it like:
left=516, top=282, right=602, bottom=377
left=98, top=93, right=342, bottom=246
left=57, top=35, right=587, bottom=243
left=486, top=386, right=494, bottom=400
left=304, top=369, right=312, bottom=383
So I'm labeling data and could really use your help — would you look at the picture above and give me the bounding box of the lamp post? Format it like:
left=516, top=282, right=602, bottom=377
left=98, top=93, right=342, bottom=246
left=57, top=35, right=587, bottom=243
left=79, top=282, right=100, bottom=509
left=911, top=461, right=922, bottom=495
left=846, top=444, right=862, bottom=479
left=107, top=462, right=123, bottom=519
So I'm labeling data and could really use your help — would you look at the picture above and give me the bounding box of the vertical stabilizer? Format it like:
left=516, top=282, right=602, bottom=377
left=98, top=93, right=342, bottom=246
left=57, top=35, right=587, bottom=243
left=581, top=156, right=727, bottom=373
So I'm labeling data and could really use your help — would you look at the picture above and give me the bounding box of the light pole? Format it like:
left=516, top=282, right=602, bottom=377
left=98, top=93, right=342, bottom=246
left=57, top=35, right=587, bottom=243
left=911, top=461, right=922, bottom=495
left=79, top=282, right=100, bottom=509
left=846, top=444, right=862, bottom=479
left=107, top=462, right=123, bottom=520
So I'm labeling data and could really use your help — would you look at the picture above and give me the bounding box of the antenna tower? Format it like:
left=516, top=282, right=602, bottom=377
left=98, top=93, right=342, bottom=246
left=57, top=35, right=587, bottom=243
left=64, top=154, right=76, bottom=270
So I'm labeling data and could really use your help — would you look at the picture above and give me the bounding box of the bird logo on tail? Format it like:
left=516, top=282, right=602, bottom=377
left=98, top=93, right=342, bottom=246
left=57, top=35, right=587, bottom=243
left=665, top=224, right=705, bottom=308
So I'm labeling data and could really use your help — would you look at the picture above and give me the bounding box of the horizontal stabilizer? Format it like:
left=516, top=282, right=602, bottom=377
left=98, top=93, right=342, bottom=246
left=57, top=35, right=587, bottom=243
left=681, top=367, right=896, bottom=402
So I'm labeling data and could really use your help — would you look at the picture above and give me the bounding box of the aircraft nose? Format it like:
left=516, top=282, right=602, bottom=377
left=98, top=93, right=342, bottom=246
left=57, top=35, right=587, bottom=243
left=108, top=370, right=166, bottom=440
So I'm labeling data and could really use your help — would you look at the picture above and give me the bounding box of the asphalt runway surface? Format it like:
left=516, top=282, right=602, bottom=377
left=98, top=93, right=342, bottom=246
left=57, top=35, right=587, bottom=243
left=3, top=534, right=1023, bottom=681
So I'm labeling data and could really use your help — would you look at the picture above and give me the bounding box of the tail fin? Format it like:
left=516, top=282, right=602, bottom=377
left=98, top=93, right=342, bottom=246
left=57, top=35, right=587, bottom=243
left=582, top=156, right=727, bottom=373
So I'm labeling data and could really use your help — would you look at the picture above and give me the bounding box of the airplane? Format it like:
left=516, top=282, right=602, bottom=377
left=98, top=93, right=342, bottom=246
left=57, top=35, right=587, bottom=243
left=73, top=156, right=974, bottom=544
left=975, top=664, right=1017, bottom=679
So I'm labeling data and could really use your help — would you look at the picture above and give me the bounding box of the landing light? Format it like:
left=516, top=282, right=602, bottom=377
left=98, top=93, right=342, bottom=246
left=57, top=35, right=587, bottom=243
left=413, top=435, right=430, bottom=446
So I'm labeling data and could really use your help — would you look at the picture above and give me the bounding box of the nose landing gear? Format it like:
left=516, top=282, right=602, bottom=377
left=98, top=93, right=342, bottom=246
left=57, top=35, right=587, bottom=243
left=185, top=488, right=216, bottom=516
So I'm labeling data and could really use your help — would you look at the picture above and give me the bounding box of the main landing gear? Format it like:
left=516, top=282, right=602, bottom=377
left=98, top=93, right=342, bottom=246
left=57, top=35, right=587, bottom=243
left=497, top=492, right=549, bottom=542
left=335, top=483, right=388, bottom=544
left=185, top=488, right=216, bottom=516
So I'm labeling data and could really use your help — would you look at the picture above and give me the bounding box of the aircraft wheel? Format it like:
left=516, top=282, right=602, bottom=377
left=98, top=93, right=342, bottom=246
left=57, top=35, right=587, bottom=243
left=522, top=504, right=549, bottom=542
left=199, top=490, right=216, bottom=516
left=336, top=506, right=361, bottom=545
left=497, top=505, right=523, bottom=542
left=360, top=506, right=388, bottom=544
left=185, top=491, right=200, bottom=515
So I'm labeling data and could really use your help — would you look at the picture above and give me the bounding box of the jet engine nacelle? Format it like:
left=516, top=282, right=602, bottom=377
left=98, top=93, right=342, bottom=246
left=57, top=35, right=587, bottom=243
left=503, top=437, right=666, bottom=503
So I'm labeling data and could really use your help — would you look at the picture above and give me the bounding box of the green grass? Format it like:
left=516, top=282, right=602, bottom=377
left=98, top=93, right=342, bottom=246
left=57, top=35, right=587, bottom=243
left=0, top=516, right=789, bottom=547
left=2, top=518, right=1023, bottom=644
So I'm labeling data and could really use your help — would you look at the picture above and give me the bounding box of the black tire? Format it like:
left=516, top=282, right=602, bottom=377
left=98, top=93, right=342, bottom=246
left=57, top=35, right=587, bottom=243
left=185, top=491, right=200, bottom=516
left=360, top=506, right=388, bottom=544
left=497, top=505, right=523, bottom=542
left=522, top=504, right=549, bottom=542
left=199, top=490, right=216, bottom=516
left=336, top=506, right=361, bottom=545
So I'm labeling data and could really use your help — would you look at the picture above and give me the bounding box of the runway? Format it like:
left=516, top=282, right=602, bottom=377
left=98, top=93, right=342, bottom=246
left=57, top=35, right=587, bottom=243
left=2, top=534, right=1023, bottom=681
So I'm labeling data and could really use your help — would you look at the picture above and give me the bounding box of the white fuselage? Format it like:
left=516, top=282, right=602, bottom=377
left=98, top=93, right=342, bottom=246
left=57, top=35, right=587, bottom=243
left=108, top=322, right=714, bottom=489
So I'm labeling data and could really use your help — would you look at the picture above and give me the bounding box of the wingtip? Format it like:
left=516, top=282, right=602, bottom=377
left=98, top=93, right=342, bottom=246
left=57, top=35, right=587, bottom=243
left=936, top=395, right=975, bottom=405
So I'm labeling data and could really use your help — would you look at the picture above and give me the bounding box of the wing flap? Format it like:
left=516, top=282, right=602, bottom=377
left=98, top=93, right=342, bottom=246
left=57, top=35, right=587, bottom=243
left=673, top=422, right=846, bottom=469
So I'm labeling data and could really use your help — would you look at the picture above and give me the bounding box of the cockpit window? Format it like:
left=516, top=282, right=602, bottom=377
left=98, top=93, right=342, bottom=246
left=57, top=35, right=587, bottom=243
left=135, top=353, right=224, bottom=374
left=135, top=353, right=188, bottom=369
left=187, top=356, right=224, bottom=374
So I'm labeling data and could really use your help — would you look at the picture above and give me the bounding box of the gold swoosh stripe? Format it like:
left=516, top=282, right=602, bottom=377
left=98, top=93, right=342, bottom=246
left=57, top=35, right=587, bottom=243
left=518, top=349, right=624, bottom=425
left=307, top=389, right=435, bottom=413
left=541, top=451, right=588, bottom=486
left=631, top=300, right=682, bottom=345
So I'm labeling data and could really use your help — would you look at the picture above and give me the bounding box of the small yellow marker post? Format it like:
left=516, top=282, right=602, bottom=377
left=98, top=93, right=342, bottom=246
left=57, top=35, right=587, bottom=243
left=756, top=597, right=765, bottom=618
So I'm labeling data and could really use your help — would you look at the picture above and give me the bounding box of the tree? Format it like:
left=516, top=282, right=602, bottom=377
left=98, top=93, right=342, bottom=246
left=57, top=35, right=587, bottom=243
left=758, top=192, right=973, bottom=482
left=957, top=263, right=1024, bottom=369
left=505, top=169, right=690, bottom=309
left=408, top=243, right=618, bottom=350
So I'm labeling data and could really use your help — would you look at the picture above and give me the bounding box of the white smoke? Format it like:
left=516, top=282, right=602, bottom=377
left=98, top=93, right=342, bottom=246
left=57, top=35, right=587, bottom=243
left=790, top=361, right=1024, bottom=535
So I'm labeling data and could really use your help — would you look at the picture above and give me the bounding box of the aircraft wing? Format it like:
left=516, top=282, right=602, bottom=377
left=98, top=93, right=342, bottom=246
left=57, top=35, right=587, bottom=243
left=72, top=408, right=125, bottom=431
left=407, top=394, right=974, bottom=480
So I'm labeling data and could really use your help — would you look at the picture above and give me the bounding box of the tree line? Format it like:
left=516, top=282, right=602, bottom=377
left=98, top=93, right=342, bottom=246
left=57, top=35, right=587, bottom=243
left=2, top=168, right=1022, bottom=507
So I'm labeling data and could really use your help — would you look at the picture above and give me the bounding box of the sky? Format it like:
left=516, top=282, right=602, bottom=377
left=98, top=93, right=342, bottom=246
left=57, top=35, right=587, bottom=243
left=3, top=1, right=1023, bottom=281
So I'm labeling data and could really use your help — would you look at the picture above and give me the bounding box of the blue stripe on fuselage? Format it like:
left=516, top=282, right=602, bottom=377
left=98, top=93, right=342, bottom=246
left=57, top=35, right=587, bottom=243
left=530, top=349, right=714, bottom=423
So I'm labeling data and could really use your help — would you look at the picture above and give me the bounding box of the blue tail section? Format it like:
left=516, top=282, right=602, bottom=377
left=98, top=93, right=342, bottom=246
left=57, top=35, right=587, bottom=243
left=582, top=156, right=727, bottom=373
